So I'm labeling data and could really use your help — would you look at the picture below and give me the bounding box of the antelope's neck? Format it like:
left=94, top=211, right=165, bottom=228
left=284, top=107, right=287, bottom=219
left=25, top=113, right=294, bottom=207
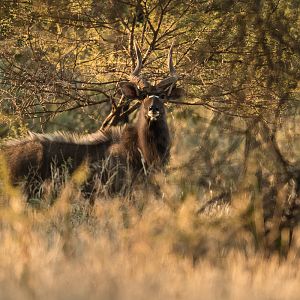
left=136, top=118, right=170, bottom=168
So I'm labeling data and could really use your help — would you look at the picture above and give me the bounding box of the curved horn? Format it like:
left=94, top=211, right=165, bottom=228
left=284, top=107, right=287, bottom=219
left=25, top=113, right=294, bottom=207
left=132, top=41, right=143, bottom=76
left=168, top=42, right=177, bottom=77
left=156, top=43, right=178, bottom=91
left=128, top=42, right=150, bottom=90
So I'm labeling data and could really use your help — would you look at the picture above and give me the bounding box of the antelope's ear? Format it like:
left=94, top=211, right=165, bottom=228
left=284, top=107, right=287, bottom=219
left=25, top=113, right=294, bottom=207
left=118, top=82, right=139, bottom=99
left=168, top=87, right=186, bottom=100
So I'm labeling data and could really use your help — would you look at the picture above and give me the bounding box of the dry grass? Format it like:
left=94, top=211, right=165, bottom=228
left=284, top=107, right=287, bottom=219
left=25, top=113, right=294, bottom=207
left=1, top=173, right=300, bottom=300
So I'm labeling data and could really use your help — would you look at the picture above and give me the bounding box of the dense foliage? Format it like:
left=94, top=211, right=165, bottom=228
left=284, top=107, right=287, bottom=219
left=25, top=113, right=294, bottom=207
left=0, top=0, right=299, bottom=125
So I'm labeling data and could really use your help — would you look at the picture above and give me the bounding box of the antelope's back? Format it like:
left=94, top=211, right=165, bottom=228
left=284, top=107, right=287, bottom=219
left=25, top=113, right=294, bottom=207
left=0, top=126, right=124, bottom=183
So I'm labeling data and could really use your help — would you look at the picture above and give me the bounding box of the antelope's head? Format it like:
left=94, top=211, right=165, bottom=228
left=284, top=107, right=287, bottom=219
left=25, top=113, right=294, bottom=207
left=118, top=43, right=185, bottom=123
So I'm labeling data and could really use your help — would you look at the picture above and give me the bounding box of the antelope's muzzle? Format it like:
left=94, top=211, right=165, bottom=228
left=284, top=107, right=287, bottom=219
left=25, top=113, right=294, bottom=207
left=148, top=104, right=160, bottom=121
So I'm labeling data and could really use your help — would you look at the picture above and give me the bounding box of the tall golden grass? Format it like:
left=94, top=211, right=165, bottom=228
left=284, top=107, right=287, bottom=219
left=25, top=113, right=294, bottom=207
left=1, top=162, right=300, bottom=300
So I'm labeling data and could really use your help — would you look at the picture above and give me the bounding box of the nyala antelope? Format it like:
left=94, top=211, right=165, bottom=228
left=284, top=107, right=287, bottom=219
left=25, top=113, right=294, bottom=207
left=1, top=43, right=185, bottom=199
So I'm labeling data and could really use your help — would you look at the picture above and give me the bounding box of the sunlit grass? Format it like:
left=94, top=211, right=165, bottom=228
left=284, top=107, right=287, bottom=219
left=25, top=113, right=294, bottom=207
left=1, top=169, right=300, bottom=299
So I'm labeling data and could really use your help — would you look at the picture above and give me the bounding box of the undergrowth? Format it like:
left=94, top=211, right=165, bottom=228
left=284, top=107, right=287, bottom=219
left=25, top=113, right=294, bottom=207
left=0, top=164, right=300, bottom=300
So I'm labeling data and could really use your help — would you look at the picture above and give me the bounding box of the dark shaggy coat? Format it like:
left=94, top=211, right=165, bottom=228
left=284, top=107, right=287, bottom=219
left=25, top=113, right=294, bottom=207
left=1, top=107, right=170, bottom=197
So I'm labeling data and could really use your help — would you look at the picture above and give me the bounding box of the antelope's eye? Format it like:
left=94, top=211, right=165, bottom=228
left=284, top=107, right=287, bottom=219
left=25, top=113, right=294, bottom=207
left=160, top=94, right=166, bottom=100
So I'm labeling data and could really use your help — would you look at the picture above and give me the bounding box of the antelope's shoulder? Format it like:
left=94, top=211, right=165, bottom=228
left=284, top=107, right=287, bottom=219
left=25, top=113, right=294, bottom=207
left=107, top=125, right=137, bottom=155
